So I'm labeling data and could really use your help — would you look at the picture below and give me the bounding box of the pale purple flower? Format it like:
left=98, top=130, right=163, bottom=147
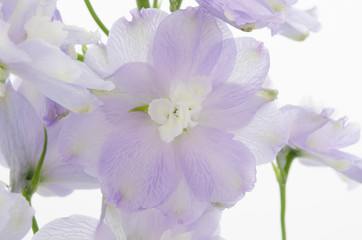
left=71, top=7, right=287, bottom=219
left=281, top=105, right=362, bottom=182
left=0, top=0, right=114, bottom=112
left=196, top=0, right=321, bottom=40
left=32, top=204, right=223, bottom=240
left=0, top=181, right=34, bottom=240
left=0, top=83, right=98, bottom=195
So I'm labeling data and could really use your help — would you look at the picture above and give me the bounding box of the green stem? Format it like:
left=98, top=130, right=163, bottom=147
left=169, top=0, right=182, bottom=12
left=153, top=0, right=158, bottom=8
left=136, top=0, right=150, bottom=10
left=84, top=0, right=109, bottom=36
left=22, top=126, right=48, bottom=234
left=279, top=183, right=287, bottom=240
left=272, top=147, right=299, bottom=240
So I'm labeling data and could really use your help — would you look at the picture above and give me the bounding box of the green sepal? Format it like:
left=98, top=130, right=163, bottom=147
left=129, top=105, right=149, bottom=113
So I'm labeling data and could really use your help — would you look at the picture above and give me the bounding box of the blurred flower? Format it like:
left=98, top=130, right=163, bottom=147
left=0, top=0, right=113, bottom=112
left=0, top=83, right=98, bottom=195
left=196, top=0, right=321, bottom=40
left=281, top=105, right=362, bottom=182
left=32, top=204, right=223, bottom=240
left=0, top=181, right=34, bottom=240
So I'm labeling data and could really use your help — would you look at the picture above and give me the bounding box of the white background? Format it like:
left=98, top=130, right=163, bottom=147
left=1, top=0, right=362, bottom=239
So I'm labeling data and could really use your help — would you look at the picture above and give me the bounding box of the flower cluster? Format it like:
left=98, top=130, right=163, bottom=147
left=0, top=0, right=360, bottom=240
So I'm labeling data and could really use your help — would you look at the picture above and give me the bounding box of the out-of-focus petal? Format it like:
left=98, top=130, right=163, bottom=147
left=278, top=7, right=321, bottom=41
left=236, top=102, right=288, bottom=165
left=280, top=105, right=330, bottom=147
left=0, top=84, right=44, bottom=192
left=227, top=37, right=269, bottom=91
left=307, top=119, right=360, bottom=151
left=0, top=182, right=34, bottom=240
left=32, top=215, right=117, bottom=240
left=15, top=39, right=114, bottom=91
left=84, top=44, right=110, bottom=78
left=158, top=178, right=208, bottom=224
left=0, top=20, right=31, bottom=64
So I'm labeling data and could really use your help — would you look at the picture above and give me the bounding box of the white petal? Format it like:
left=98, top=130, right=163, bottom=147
left=0, top=182, right=34, bottom=240
left=32, top=215, right=117, bottom=240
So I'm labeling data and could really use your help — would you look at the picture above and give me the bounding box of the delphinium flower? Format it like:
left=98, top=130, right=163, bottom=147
left=0, top=82, right=98, bottom=195
left=280, top=105, right=362, bottom=181
left=32, top=204, right=223, bottom=240
left=196, top=0, right=321, bottom=40
left=60, top=6, right=288, bottom=223
left=0, top=181, right=34, bottom=240
left=0, top=0, right=114, bottom=112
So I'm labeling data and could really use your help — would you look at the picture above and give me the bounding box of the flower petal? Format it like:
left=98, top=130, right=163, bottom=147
left=158, top=178, right=208, bottom=224
left=0, top=84, right=44, bottom=192
left=32, top=215, right=117, bottom=240
left=0, top=20, right=30, bottom=64
left=200, top=87, right=273, bottom=131
left=235, top=102, right=289, bottom=165
left=227, top=37, right=269, bottom=93
left=107, top=8, right=168, bottom=74
left=280, top=105, right=330, bottom=147
left=98, top=116, right=178, bottom=211
left=110, top=62, right=166, bottom=104
left=152, top=7, right=223, bottom=81
left=15, top=38, right=114, bottom=91
left=178, top=127, right=256, bottom=202
left=0, top=182, right=34, bottom=240
left=306, top=118, right=360, bottom=151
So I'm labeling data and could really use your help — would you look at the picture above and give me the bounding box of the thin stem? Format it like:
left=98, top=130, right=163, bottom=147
left=136, top=0, right=150, bottom=10
left=169, top=0, right=182, bottom=12
left=153, top=0, right=158, bottom=8
left=22, top=126, right=48, bottom=234
left=279, top=183, right=287, bottom=240
left=84, top=0, right=109, bottom=35
left=273, top=147, right=299, bottom=240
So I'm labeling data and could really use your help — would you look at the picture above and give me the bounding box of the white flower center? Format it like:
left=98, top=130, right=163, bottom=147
left=148, top=77, right=211, bottom=143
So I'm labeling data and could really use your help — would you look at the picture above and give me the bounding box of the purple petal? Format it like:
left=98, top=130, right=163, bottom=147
left=59, top=108, right=116, bottom=177
left=178, top=126, right=256, bottom=202
left=0, top=20, right=31, bottom=64
left=302, top=150, right=362, bottom=183
left=152, top=7, right=223, bottom=81
left=235, top=102, right=289, bottom=165
left=227, top=37, right=269, bottom=92
left=107, top=8, right=168, bottom=74
left=0, top=84, right=44, bottom=192
left=110, top=62, right=166, bottom=104
left=200, top=87, right=272, bottom=131
left=306, top=118, right=360, bottom=151
left=157, top=178, right=208, bottom=224
left=280, top=105, right=330, bottom=147
left=99, top=116, right=178, bottom=211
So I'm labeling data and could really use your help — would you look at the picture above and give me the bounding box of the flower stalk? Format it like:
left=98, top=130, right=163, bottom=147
left=272, top=147, right=299, bottom=240
left=84, top=0, right=109, bottom=35
left=22, top=126, right=48, bottom=234
left=136, top=0, right=151, bottom=10
left=169, top=0, right=182, bottom=12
